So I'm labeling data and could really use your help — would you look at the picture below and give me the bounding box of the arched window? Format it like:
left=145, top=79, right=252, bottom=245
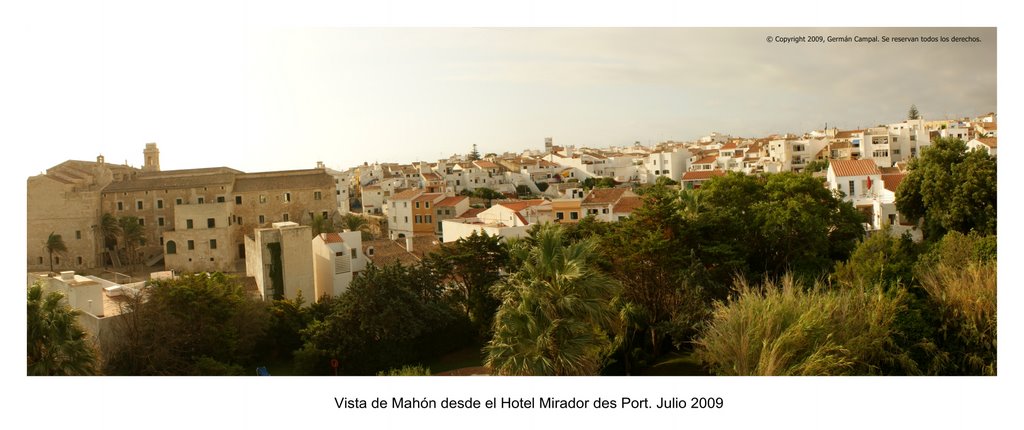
left=166, top=241, right=177, bottom=254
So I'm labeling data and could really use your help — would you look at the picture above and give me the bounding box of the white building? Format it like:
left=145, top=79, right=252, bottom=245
left=312, top=231, right=367, bottom=300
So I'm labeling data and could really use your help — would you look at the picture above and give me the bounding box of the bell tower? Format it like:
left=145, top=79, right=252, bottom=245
left=143, top=143, right=160, bottom=172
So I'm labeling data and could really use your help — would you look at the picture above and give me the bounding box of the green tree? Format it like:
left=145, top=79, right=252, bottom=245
left=896, top=137, right=997, bottom=239
left=908, top=104, right=920, bottom=120
left=310, top=213, right=335, bottom=238
left=103, top=273, right=271, bottom=375
left=100, top=212, right=121, bottom=251
left=44, top=232, right=67, bottom=274
left=118, top=216, right=147, bottom=268
left=297, top=263, right=469, bottom=375
left=27, top=282, right=98, bottom=375
left=803, top=159, right=829, bottom=173
left=485, top=225, right=621, bottom=375
left=468, top=144, right=481, bottom=161
left=424, top=231, right=509, bottom=338
left=472, top=187, right=504, bottom=206
left=833, top=225, right=920, bottom=289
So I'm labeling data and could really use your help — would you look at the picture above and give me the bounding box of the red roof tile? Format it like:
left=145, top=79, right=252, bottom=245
left=612, top=196, right=644, bottom=214
left=694, top=155, right=718, bottom=165
left=975, top=137, right=997, bottom=148
left=881, top=173, right=906, bottom=193
left=390, top=188, right=424, bottom=201
left=830, top=159, right=880, bottom=177
left=321, top=233, right=344, bottom=244
left=436, top=196, right=468, bottom=207
left=681, top=170, right=726, bottom=181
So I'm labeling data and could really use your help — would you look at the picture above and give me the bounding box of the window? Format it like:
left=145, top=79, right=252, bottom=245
left=426, top=215, right=432, bottom=223
left=556, top=212, right=564, bottom=220
left=157, top=199, right=164, bottom=209
left=186, top=219, right=194, bottom=229
left=138, top=218, right=145, bottom=226
left=158, top=217, right=165, bottom=227
left=75, top=230, right=81, bottom=239
left=322, top=211, right=329, bottom=219
left=137, top=200, right=143, bottom=210
left=216, top=196, right=225, bottom=203
left=237, top=217, right=242, bottom=225
left=38, top=257, right=43, bottom=264
left=314, top=191, right=322, bottom=200
left=187, top=240, right=195, bottom=250
left=404, top=202, right=408, bottom=208
left=848, top=180, right=855, bottom=196
left=335, top=251, right=344, bottom=257
left=259, top=215, right=265, bottom=224
left=176, top=198, right=183, bottom=205
left=117, top=202, right=124, bottom=211
left=438, top=222, right=443, bottom=231
left=77, top=256, right=83, bottom=265
left=210, top=239, right=217, bottom=249
left=415, top=215, right=422, bottom=223
left=235, top=195, right=242, bottom=204
left=351, top=248, right=359, bottom=259
left=159, top=237, right=163, bottom=246
left=570, top=212, right=579, bottom=220
left=888, top=214, right=897, bottom=225
left=404, top=216, right=409, bottom=223
left=415, top=201, right=420, bottom=209
left=55, top=256, right=60, bottom=265
left=259, top=195, right=267, bottom=203
left=282, top=213, right=289, bottom=222
left=205, top=218, right=215, bottom=228
left=198, top=197, right=205, bottom=204
left=425, top=201, right=430, bottom=209
left=284, top=192, right=291, bottom=202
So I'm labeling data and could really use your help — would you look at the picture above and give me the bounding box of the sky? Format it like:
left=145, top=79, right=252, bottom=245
left=6, top=20, right=995, bottom=178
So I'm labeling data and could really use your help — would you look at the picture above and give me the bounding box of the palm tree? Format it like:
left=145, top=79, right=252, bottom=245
left=44, top=232, right=67, bottom=274
left=27, top=282, right=97, bottom=375
left=310, top=213, right=335, bottom=238
left=337, top=213, right=373, bottom=240
left=118, top=216, right=146, bottom=269
left=484, top=225, right=620, bottom=375
left=100, top=213, right=121, bottom=267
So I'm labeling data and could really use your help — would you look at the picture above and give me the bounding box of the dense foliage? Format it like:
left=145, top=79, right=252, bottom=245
left=27, top=282, right=98, bottom=375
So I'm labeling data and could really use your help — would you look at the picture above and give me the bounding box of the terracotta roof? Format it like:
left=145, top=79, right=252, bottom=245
left=979, top=122, right=997, bottom=131
left=720, top=142, right=738, bottom=150
left=362, top=239, right=420, bottom=267
left=232, top=170, right=335, bottom=193
left=682, top=170, right=726, bottom=181
left=881, top=173, right=907, bottom=193
left=693, top=155, right=718, bottom=165
left=414, top=193, right=443, bottom=202
left=474, top=160, right=500, bottom=169
left=408, top=235, right=440, bottom=259
left=829, top=159, right=880, bottom=177
left=436, top=196, right=468, bottom=207
left=421, top=172, right=442, bottom=181
left=582, top=188, right=629, bottom=205
left=363, top=184, right=382, bottom=190
left=460, top=207, right=486, bottom=218
left=390, top=188, right=424, bottom=201
left=879, top=166, right=902, bottom=174
left=612, top=196, right=644, bottom=214
left=104, top=171, right=236, bottom=192
left=321, top=233, right=344, bottom=244
left=975, top=137, right=997, bottom=148
left=496, top=199, right=547, bottom=212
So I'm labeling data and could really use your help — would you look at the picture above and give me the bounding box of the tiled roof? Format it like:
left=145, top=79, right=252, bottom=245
left=436, top=196, right=468, bottom=207
left=612, top=196, right=644, bottom=214
left=414, top=193, right=443, bottom=202
left=496, top=199, right=547, bottom=212
left=881, top=173, right=907, bottom=193
left=421, top=172, right=442, bottom=181
left=582, top=188, right=629, bottom=205
left=460, top=207, right=486, bottom=218
left=474, top=160, right=500, bottom=169
left=104, top=172, right=236, bottom=192
left=975, top=137, right=997, bottom=148
left=390, top=188, right=424, bottom=201
left=321, top=233, right=344, bottom=244
left=829, top=159, right=880, bottom=177
left=233, top=170, right=335, bottom=193
left=720, top=142, right=738, bottom=150
left=682, top=170, right=726, bottom=181
left=694, top=155, right=718, bottom=165
left=362, top=239, right=419, bottom=267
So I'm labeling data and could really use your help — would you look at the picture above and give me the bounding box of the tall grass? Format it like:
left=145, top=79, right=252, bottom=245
left=918, top=262, right=996, bottom=375
left=695, top=275, right=917, bottom=376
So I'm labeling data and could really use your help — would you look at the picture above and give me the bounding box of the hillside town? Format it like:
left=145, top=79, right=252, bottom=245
left=27, top=109, right=997, bottom=376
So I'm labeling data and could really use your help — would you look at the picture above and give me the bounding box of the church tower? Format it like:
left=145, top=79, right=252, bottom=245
left=143, top=143, right=160, bottom=172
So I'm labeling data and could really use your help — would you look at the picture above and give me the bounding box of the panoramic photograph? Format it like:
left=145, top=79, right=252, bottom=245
left=25, top=27, right=996, bottom=378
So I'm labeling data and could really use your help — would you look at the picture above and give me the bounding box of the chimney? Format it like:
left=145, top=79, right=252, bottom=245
left=316, top=161, right=325, bottom=169
left=405, top=236, right=414, bottom=253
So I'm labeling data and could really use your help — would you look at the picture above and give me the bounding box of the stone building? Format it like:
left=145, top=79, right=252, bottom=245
left=27, top=156, right=139, bottom=272
left=28, top=143, right=338, bottom=275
